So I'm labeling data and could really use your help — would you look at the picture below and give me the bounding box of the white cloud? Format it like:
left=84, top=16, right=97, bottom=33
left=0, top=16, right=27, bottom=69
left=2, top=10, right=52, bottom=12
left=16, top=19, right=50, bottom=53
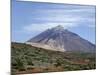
left=23, top=3, right=95, bottom=33
left=33, top=15, right=81, bottom=23
left=32, top=8, right=95, bottom=14
left=23, top=22, right=78, bottom=32
left=23, top=16, right=95, bottom=33
left=87, top=24, right=96, bottom=28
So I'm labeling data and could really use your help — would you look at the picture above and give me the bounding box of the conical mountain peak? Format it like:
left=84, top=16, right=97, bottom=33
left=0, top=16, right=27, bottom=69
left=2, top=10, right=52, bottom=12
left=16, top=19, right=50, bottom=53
left=26, top=25, right=95, bottom=52
left=55, top=25, right=64, bottom=29
left=52, top=25, right=64, bottom=31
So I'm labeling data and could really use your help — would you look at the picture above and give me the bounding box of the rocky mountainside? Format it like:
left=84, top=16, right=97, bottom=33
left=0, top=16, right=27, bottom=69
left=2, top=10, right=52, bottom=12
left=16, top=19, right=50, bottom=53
left=26, top=25, right=95, bottom=52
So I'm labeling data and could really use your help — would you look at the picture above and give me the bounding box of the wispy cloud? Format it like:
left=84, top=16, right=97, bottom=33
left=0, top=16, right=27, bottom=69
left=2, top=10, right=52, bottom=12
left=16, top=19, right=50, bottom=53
left=23, top=23, right=78, bottom=32
left=22, top=3, right=95, bottom=33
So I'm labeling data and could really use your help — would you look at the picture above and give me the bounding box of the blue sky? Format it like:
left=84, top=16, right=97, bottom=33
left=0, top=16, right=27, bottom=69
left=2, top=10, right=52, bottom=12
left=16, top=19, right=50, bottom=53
left=11, top=0, right=96, bottom=44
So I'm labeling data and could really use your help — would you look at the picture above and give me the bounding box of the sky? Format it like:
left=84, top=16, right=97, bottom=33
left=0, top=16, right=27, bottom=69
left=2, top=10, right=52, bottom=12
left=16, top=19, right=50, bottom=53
left=11, top=0, right=96, bottom=44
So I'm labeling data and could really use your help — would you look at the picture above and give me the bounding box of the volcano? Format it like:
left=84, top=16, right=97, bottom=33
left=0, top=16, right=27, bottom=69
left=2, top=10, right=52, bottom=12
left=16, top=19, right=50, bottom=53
left=26, top=25, right=95, bottom=52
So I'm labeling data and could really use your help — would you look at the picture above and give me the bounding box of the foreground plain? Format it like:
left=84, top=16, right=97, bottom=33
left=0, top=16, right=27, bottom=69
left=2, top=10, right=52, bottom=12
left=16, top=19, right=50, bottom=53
left=11, top=42, right=96, bottom=75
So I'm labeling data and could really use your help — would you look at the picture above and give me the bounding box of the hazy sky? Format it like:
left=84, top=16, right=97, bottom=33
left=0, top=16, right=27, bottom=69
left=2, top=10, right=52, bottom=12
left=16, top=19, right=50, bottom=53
left=12, top=0, right=96, bottom=44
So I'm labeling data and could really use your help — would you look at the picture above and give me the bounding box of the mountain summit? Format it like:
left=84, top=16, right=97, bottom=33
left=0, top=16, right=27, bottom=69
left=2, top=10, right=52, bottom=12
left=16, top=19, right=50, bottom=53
left=26, top=25, right=95, bottom=52
left=52, top=25, right=64, bottom=31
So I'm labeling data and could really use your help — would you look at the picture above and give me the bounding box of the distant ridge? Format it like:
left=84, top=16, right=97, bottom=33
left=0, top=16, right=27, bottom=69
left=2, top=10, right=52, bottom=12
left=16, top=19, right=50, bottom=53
left=26, top=25, right=95, bottom=52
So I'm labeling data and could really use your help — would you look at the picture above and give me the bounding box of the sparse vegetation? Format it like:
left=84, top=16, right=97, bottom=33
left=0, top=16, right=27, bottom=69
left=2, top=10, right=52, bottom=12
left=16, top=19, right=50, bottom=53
left=11, top=42, right=96, bottom=75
